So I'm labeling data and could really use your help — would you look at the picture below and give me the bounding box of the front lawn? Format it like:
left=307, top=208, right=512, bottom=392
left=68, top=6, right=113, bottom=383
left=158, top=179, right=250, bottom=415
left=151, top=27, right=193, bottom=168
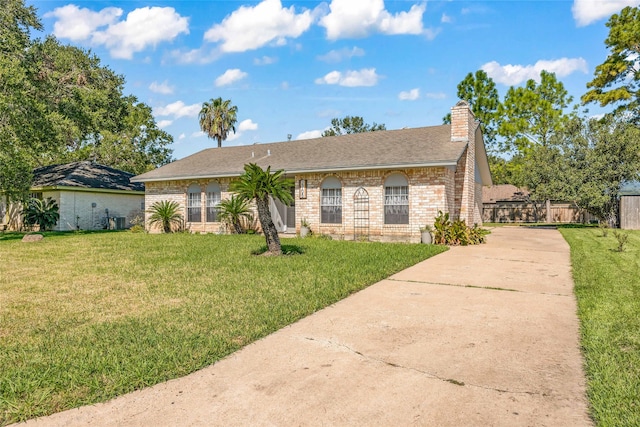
left=559, top=228, right=640, bottom=426
left=0, top=232, right=445, bottom=425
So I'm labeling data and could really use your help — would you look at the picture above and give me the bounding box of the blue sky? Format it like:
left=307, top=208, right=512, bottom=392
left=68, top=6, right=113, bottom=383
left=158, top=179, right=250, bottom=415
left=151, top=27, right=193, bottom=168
left=29, top=0, right=639, bottom=159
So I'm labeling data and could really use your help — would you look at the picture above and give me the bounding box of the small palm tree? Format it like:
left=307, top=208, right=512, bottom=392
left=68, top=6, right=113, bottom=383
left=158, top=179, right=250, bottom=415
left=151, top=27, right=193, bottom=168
left=23, top=197, right=60, bottom=231
left=147, top=200, right=183, bottom=233
left=230, top=163, right=293, bottom=255
left=217, top=195, right=253, bottom=234
left=199, top=97, right=238, bottom=148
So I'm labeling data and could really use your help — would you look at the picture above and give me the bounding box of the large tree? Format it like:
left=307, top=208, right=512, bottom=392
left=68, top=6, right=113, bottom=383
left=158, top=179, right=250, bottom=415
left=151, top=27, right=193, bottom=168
left=322, top=116, right=386, bottom=137
left=522, top=114, right=640, bottom=226
left=582, top=6, right=640, bottom=117
left=443, top=70, right=501, bottom=147
left=498, top=70, right=574, bottom=155
left=230, top=164, right=293, bottom=255
left=0, top=0, right=173, bottom=202
left=199, top=97, right=238, bottom=148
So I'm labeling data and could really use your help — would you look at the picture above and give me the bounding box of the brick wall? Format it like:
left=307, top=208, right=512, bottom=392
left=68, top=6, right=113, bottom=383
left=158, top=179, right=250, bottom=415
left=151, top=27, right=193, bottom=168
left=295, top=167, right=451, bottom=243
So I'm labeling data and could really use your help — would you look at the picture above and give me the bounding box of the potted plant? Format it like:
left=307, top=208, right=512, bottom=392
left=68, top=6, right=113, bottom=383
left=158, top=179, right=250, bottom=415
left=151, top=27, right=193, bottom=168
left=420, top=224, right=433, bottom=244
left=300, top=218, right=311, bottom=238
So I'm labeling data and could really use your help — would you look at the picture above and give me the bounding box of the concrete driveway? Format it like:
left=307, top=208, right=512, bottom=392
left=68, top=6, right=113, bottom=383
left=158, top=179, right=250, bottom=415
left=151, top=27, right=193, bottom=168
left=19, top=227, right=591, bottom=426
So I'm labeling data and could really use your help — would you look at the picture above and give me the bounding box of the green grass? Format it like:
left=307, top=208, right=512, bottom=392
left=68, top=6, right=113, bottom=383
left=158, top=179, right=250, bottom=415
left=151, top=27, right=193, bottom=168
left=559, top=228, right=640, bottom=426
left=0, top=231, right=446, bottom=425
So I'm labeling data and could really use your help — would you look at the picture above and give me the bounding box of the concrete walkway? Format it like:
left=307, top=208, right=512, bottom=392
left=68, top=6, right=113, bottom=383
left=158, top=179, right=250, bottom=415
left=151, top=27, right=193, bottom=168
left=20, top=227, right=591, bottom=427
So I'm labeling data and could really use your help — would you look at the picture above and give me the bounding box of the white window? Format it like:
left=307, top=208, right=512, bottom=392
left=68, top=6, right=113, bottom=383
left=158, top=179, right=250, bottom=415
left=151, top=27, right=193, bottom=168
left=384, top=174, right=409, bottom=224
left=321, top=176, right=342, bottom=224
left=187, top=184, right=201, bottom=223
left=206, top=182, right=221, bottom=222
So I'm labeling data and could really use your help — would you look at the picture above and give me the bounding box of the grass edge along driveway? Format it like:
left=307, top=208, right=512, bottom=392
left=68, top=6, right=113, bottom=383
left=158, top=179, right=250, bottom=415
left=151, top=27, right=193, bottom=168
left=0, top=232, right=446, bottom=425
left=560, top=227, right=640, bottom=427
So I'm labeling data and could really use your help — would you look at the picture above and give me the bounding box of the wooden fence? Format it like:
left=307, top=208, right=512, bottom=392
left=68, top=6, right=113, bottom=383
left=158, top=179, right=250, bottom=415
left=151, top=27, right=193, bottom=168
left=483, top=201, right=595, bottom=224
left=620, top=195, right=640, bottom=229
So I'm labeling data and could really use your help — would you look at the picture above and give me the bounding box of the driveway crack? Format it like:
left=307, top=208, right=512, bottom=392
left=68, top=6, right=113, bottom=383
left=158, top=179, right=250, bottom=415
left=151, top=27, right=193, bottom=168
left=304, top=337, right=543, bottom=396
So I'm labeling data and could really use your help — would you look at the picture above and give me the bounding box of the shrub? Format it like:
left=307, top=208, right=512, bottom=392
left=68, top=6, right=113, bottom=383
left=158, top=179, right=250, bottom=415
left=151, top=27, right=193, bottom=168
left=23, top=197, right=60, bottom=231
left=612, top=230, right=629, bottom=252
left=433, top=211, right=488, bottom=246
left=147, top=200, right=183, bottom=233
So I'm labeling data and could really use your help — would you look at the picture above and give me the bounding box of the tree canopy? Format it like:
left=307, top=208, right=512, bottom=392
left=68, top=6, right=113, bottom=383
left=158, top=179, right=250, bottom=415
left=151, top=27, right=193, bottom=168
left=522, top=114, right=640, bottom=225
left=322, top=116, right=386, bottom=137
left=443, top=70, right=500, bottom=147
left=0, top=0, right=173, bottom=202
left=199, top=97, right=238, bottom=148
left=582, top=6, right=640, bottom=117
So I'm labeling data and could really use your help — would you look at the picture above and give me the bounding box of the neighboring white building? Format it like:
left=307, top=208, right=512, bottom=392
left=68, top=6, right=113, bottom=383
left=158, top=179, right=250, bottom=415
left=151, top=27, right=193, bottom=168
left=1, top=162, right=145, bottom=231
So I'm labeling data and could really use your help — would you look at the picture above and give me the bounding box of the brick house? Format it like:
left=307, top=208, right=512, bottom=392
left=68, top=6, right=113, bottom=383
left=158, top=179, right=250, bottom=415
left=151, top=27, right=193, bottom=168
left=132, top=101, right=492, bottom=242
left=1, top=161, right=145, bottom=231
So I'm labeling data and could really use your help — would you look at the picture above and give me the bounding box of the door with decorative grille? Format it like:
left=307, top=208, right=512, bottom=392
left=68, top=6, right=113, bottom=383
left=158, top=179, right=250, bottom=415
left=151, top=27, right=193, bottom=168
left=353, top=187, right=369, bottom=241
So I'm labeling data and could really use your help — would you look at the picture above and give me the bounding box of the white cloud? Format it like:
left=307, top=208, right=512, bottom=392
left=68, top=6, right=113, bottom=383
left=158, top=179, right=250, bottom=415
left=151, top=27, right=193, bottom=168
left=204, top=0, right=313, bottom=52
left=424, top=92, right=447, bottom=99
left=297, top=130, right=324, bottom=140
left=154, top=101, right=201, bottom=118
left=441, top=13, right=452, bottom=23
left=315, top=68, right=380, bottom=87
left=482, top=58, right=589, bottom=85
left=157, top=120, right=173, bottom=128
left=398, top=88, right=420, bottom=100
left=178, top=133, right=186, bottom=140
left=92, top=7, right=189, bottom=59
left=45, top=5, right=122, bottom=41
left=46, top=5, right=189, bottom=59
left=317, top=46, right=365, bottom=62
left=572, top=0, right=640, bottom=26
left=149, top=80, right=174, bottom=95
left=168, top=47, right=221, bottom=65
left=320, top=0, right=425, bottom=39
left=215, top=69, right=248, bottom=87
left=254, top=55, right=277, bottom=65
left=191, top=131, right=206, bottom=138
left=238, top=119, right=259, bottom=131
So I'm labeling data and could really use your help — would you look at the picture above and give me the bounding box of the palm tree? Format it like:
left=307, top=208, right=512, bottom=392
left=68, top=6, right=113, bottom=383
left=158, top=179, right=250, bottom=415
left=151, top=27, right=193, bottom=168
left=230, top=163, right=293, bottom=255
left=217, top=195, right=253, bottom=234
left=198, top=97, right=238, bottom=148
left=147, top=200, right=183, bottom=233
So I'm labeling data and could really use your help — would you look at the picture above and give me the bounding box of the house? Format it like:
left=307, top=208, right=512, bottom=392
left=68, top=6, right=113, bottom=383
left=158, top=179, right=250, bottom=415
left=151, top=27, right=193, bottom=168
left=1, top=161, right=145, bottom=231
left=132, top=101, right=492, bottom=242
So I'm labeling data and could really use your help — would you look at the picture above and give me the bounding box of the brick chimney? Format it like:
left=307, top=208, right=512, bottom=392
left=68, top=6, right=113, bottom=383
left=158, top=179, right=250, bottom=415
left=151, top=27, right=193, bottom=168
left=450, top=100, right=482, bottom=225
left=450, top=100, right=476, bottom=142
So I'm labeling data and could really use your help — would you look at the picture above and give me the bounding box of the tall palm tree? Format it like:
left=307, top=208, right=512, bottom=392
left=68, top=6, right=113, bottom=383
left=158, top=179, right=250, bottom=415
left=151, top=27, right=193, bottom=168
left=230, top=163, right=293, bottom=255
left=198, top=97, right=238, bottom=148
left=147, top=200, right=183, bottom=233
left=217, top=194, right=253, bottom=234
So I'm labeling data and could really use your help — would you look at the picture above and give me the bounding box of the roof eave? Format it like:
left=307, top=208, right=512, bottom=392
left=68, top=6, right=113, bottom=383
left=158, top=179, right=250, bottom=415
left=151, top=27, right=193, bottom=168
left=132, top=161, right=460, bottom=183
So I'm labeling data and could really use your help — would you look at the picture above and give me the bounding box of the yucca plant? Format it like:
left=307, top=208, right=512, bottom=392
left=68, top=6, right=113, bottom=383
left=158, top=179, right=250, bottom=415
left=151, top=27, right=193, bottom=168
left=23, top=197, right=60, bottom=231
left=217, top=195, right=253, bottom=234
left=147, top=200, right=183, bottom=233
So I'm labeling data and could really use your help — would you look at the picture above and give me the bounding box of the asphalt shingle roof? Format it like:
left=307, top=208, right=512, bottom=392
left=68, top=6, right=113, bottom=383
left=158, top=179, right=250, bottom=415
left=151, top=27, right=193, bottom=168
left=132, top=124, right=467, bottom=182
left=32, top=161, right=144, bottom=192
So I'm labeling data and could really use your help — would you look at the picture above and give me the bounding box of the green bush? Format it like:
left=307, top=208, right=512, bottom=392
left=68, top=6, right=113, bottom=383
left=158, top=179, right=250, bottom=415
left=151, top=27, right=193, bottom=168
left=433, top=211, right=488, bottom=245
left=23, top=197, right=60, bottom=231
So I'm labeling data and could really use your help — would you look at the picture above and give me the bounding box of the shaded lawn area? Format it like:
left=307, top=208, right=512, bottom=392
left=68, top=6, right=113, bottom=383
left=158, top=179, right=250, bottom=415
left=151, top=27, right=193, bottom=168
left=0, top=232, right=446, bottom=425
left=559, top=228, right=640, bottom=426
